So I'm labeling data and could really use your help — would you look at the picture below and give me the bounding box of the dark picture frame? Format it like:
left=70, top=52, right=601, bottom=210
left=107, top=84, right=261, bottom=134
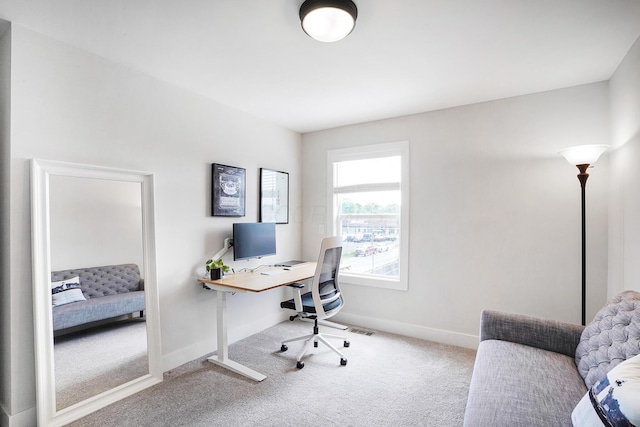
left=260, top=168, right=289, bottom=224
left=212, top=163, right=246, bottom=217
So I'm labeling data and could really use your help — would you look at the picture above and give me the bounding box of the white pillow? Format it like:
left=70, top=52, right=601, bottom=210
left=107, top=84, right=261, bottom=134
left=572, top=353, right=640, bottom=426
left=52, top=288, right=86, bottom=306
left=51, top=276, right=81, bottom=294
left=51, top=276, right=86, bottom=307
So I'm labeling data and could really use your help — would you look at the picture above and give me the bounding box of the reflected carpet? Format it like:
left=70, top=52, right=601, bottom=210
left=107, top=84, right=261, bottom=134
left=55, top=318, right=148, bottom=410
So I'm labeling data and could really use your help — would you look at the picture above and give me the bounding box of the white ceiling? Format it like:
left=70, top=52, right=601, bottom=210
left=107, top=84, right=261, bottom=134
left=1, top=0, right=639, bottom=133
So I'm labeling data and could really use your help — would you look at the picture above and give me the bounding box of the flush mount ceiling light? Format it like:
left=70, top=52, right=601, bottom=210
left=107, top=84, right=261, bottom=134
left=300, top=0, right=358, bottom=43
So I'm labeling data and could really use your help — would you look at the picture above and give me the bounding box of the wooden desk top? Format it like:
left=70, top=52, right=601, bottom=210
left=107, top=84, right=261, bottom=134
left=198, top=262, right=317, bottom=293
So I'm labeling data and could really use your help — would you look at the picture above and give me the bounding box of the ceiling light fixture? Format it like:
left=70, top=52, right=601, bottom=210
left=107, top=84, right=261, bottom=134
left=299, top=0, right=358, bottom=43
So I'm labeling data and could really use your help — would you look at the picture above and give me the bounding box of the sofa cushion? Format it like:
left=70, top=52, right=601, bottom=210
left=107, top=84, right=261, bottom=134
left=571, top=353, right=640, bottom=426
left=52, top=291, right=145, bottom=331
left=464, top=340, right=586, bottom=427
left=575, top=290, right=640, bottom=389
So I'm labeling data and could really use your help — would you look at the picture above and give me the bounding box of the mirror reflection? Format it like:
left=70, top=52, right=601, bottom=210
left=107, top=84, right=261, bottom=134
left=31, top=159, right=162, bottom=426
left=48, top=176, right=148, bottom=410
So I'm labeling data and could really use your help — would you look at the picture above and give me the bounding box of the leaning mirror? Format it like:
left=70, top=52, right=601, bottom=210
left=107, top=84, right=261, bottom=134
left=31, top=159, right=162, bottom=427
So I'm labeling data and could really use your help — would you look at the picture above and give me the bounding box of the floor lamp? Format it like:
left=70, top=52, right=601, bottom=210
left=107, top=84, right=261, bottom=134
left=558, top=144, right=609, bottom=325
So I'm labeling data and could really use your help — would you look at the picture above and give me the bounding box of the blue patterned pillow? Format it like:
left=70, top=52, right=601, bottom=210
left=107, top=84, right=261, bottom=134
left=51, top=276, right=81, bottom=294
left=572, top=354, right=640, bottom=426
left=51, top=276, right=86, bottom=306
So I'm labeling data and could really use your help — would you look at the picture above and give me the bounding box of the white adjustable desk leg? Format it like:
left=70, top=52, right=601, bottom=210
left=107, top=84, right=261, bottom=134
left=207, top=290, right=267, bottom=382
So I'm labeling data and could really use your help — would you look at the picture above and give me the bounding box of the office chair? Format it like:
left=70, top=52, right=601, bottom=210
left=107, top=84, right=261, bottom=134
left=280, top=236, right=350, bottom=369
left=282, top=284, right=348, bottom=330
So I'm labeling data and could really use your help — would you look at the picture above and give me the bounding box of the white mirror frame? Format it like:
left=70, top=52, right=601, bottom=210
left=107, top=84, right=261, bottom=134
left=31, top=159, right=162, bottom=427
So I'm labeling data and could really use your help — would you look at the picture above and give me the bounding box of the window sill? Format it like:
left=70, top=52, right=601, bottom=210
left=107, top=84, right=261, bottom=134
left=340, top=272, right=408, bottom=291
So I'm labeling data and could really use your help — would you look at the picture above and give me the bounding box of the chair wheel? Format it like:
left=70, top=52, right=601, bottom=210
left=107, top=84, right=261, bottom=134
left=344, top=340, right=350, bottom=347
left=289, top=315, right=296, bottom=321
left=340, top=358, right=347, bottom=366
left=281, top=344, right=288, bottom=352
left=296, top=361, right=304, bottom=369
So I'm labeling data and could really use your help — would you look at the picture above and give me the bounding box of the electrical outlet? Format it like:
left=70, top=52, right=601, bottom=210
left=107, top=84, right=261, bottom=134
left=318, top=224, right=325, bottom=235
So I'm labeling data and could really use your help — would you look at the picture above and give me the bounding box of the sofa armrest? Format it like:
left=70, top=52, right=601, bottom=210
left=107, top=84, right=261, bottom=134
left=480, top=309, right=585, bottom=358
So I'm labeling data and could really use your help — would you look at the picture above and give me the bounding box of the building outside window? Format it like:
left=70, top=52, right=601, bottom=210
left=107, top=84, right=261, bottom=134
left=328, top=141, right=409, bottom=290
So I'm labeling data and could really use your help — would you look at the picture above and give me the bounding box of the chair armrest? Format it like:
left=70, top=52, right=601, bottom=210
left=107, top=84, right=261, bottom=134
left=480, top=309, right=585, bottom=358
left=286, top=283, right=306, bottom=311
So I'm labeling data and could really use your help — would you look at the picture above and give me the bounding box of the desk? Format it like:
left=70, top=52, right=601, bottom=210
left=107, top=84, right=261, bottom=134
left=198, top=263, right=316, bottom=381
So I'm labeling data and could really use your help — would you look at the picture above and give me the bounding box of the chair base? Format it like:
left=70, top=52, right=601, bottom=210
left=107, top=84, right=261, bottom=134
left=288, top=313, right=349, bottom=330
left=281, top=319, right=350, bottom=369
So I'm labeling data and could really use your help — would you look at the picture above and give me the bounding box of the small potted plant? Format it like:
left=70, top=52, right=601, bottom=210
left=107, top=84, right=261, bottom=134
left=205, top=258, right=234, bottom=280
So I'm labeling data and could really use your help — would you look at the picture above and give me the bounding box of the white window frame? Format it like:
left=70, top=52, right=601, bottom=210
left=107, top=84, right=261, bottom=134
left=327, top=141, right=410, bottom=291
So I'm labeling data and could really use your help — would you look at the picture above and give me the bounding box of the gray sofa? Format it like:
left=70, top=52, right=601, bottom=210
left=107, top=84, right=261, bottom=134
left=463, top=290, right=640, bottom=426
left=51, top=263, right=145, bottom=331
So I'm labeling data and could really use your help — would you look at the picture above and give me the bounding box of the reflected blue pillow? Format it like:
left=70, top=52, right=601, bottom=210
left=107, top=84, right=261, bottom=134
left=51, top=276, right=81, bottom=294
left=51, top=276, right=86, bottom=306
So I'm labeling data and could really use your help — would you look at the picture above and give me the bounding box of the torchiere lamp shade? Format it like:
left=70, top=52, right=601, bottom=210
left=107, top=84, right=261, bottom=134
left=559, top=144, right=610, bottom=166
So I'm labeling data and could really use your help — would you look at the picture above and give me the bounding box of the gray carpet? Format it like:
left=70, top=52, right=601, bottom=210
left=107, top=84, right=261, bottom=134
left=55, top=319, right=149, bottom=410
left=70, top=320, right=476, bottom=426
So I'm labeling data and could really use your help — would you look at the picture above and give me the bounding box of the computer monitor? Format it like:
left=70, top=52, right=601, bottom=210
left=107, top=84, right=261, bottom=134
left=233, top=222, right=277, bottom=261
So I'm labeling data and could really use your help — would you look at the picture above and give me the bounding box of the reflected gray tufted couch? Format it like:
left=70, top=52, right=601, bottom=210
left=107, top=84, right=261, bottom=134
left=463, top=290, right=640, bottom=426
left=51, top=263, right=145, bottom=331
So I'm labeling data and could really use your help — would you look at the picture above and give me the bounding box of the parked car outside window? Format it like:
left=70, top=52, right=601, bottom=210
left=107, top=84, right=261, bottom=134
left=354, top=245, right=377, bottom=256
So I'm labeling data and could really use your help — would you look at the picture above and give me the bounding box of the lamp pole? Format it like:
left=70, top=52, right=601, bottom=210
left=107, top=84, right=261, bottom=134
left=577, top=164, right=589, bottom=326
left=558, top=144, right=608, bottom=326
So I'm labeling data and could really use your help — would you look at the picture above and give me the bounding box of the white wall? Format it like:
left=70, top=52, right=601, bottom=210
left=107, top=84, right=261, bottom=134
left=609, top=36, right=640, bottom=295
left=302, top=83, right=611, bottom=347
left=0, top=19, right=12, bottom=427
left=49, top=176, right=144, bottom=271
left=6, top=25, right=302, bottom=423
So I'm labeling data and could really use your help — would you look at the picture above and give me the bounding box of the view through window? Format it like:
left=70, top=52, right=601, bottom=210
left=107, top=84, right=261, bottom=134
left=329, top=142, right=408, bottom=290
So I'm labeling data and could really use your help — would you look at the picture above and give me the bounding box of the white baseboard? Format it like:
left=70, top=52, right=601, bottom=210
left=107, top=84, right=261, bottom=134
left=161, top=312, right=289, bottom=372
left=2, top=405, right=37, bottom=427
left=162, top=337, right=215, bottom=373
left=333, top=312, right=480, bottom=350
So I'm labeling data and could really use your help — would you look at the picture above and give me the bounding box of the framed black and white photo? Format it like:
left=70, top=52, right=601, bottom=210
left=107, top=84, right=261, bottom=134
left=260, top=168, right=289, bottom=224
left=212, top=163, right=246, bottom=217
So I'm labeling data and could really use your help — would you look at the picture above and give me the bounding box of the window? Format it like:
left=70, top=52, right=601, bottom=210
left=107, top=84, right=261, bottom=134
left=328, top=141, right=409, bottom=290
